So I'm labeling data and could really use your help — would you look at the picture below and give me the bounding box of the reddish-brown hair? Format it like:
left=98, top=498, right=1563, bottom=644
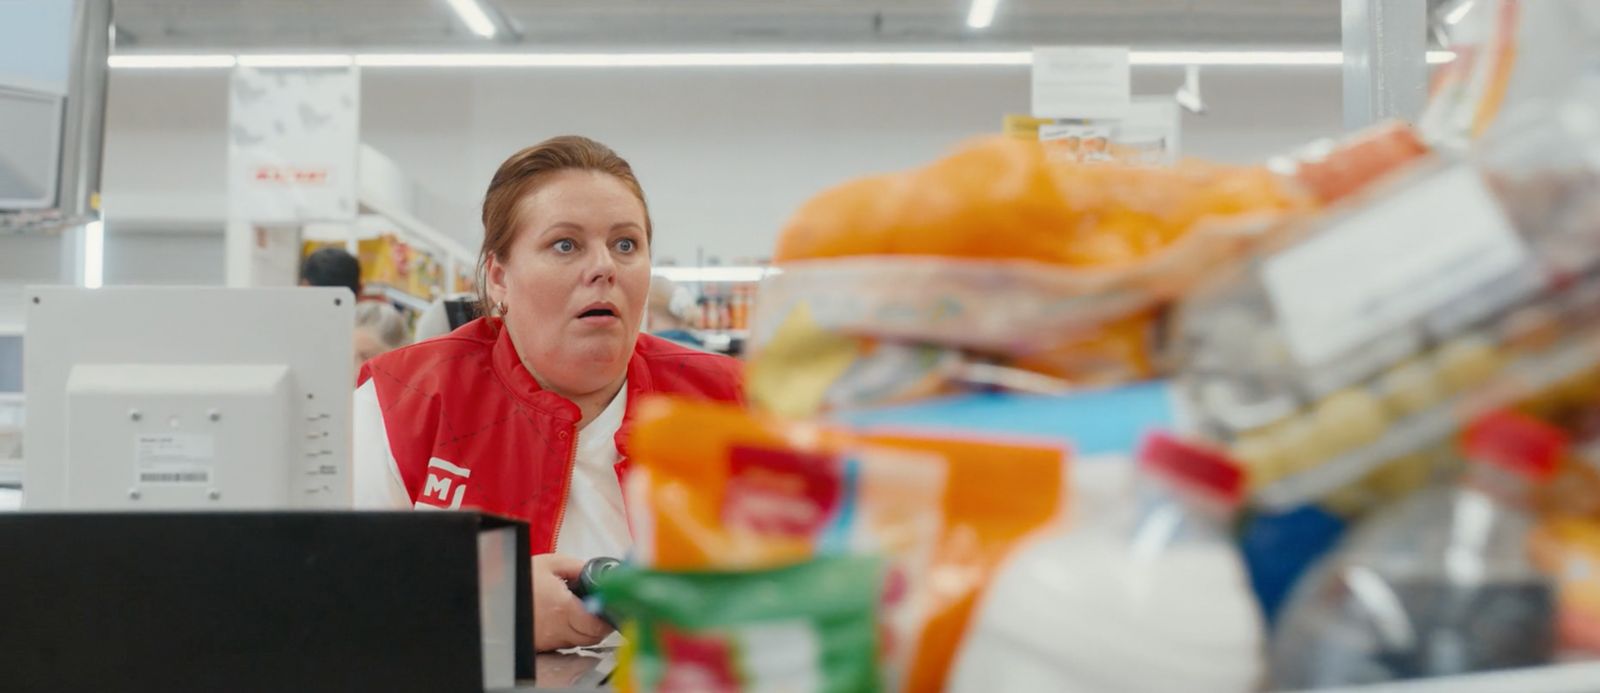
left=478, top=135, right=651, bottom=313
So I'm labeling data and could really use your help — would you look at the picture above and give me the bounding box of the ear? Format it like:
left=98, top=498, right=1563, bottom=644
left=485, top=253, right=510, bottom=307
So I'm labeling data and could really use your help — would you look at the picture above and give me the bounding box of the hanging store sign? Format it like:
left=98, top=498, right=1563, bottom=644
left=1031, top=46, right=1131, bottom=120
left=227, top=66, right=360, bottom=223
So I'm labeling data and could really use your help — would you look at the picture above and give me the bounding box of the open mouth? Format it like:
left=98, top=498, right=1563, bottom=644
left=577, top=304, right=620, bottom=321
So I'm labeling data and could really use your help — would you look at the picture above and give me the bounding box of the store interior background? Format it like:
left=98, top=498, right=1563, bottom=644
left=0, top=0, right=1355, bottom=330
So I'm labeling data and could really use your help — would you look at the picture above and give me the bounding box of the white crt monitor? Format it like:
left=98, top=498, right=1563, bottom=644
left=24, top=287, right=354, bottom=510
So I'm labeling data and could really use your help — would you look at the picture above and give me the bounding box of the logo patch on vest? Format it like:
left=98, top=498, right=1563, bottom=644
left=417, top=457, right=471, bottom=510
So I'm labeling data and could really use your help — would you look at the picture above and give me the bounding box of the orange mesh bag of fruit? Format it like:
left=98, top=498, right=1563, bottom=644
left=750, top=136, right=1315, bottom=415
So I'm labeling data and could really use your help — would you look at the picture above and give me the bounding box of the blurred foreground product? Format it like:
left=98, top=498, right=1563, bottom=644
left=750, top=136, right=1312, bottom=408
left=1272, top=122, right=1431, bottom=205
left=1177, top=120, right=1600, bottom=509
left=1271, top=411, right=1563, bottom=688
left=773, top=136, right=1307, bottom=267
left=1420, top=0, right=1600, bottom=148
left=621, top=397, right=1067, bottom=692
left=1530, top=517, right=1600, bottom=653
left=598, top=557, right=886, bottom=693
left=946, top=433, right=1263, bottom=693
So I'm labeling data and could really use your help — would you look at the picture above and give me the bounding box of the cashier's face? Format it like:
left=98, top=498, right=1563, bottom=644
left=486, top=170, right=650, bottom=398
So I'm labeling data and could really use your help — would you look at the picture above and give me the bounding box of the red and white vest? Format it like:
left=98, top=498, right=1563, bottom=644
left=353, top=317, right=743, bottom=553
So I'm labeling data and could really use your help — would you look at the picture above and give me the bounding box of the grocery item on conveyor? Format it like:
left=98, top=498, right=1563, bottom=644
left=620, top=397, right=1068, bottom=692
left=598, top=556, right=887, bottom=693
left=946, top=433, right=1263, bottom=693
left=1271, top=411, right=1563, bottom=688
left=749, top=136, right=1314, bottom=415
left=1174, top=118, right=1600, bottom=509
left=1272, top=122, right=1431, bottom=205
left=1421, top=0, right=1600, bottom=149
left=1530, top=517, right=1600, bottom=654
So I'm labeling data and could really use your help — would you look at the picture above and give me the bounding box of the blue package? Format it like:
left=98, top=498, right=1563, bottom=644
left=832, top=379, right=1187, bottom=460
left=1240, top=505, right=1347, bottom=626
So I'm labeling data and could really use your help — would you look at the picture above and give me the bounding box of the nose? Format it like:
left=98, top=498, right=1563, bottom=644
left=584, top=245, right=617, bottom=286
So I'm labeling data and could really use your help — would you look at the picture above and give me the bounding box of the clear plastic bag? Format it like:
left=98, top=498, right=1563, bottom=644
left=1270, top=412, right=1564, bottom=687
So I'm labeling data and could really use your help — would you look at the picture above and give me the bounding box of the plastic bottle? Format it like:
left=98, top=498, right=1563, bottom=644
left=1270, top=410, right=1564, bottom=688
left=947, top=433, right=1264, bottom=693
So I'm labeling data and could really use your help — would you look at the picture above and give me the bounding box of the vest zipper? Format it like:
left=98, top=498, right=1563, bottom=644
left=551, top=423, right=578, bottom=552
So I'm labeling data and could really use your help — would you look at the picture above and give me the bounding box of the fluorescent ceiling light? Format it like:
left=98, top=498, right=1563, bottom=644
left=446, top=0, right=498, bottom=39
left=108, top=49, right=1458, bottom=70
left=82, top=220, right=104, bottom=289
left=236, top=54, right=353, bottom=67
left=356, top=51, right=1031, bottom=67
left=652, top=266, right=773, bottom=283
left=108, top=54, right=236, bottom=68
left=967, top=0, right=1001, bottom=30
left=1444, top=0, right=1477, bottom=26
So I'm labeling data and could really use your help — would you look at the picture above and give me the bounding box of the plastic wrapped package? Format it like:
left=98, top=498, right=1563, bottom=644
left=1530, top=517, right=1600, bottom=653
left=1174, top=145, right=1600, bottom=510
left=1270, top=411, right=1565, bottom=688
left=1421, top=0, right=1600, bottom=149
left=598, top=557, right=887, bottom=693
left=945, top=432, right=1264, bottom=693
left=617, top=398, right=1068, bottom=692
left=747, top=136, right=1313, bottom=415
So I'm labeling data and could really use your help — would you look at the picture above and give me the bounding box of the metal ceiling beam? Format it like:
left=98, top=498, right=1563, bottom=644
left=1342, top=0, right=1428, bottom=130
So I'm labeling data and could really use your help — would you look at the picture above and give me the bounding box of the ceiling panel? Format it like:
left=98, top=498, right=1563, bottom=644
left=112, top=0, right=1346, bottom=50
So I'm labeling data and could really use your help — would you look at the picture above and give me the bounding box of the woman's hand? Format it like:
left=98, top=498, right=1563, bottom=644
left=532, top=553, right=614, bottom=652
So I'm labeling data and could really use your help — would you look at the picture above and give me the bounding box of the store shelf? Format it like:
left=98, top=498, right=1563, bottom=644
left=366, top=283, right=433, bottom=312
left=1256, top=330, right=1600, bottom=510
left=652, top=266, right=775, bottom=283
left=1286, top=661, right=1600, bottom=693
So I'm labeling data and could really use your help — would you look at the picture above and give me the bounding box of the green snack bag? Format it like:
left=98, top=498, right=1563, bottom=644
left=598, top=556, right=885, bottom=693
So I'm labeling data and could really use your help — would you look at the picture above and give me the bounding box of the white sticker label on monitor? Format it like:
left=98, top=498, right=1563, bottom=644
left=1263, top=164, right=1530, bottom=367
left=135, top=433, right=215, bottom=484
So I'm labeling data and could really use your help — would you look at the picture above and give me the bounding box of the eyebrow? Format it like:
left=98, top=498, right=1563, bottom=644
left=539, top=221, right=642, bottom=234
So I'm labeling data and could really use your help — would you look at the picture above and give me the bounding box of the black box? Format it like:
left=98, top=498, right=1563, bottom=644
left=0, top=511, right=533, bottom=693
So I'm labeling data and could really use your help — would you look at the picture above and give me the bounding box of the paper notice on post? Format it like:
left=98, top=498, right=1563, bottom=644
left=1031, top=47, right=1131, bottom=120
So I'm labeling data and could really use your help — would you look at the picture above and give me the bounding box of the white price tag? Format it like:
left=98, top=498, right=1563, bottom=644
left=1264, top=164, right=1530, bottom=367
left=1031, top=47, right=1131, bottom=120
left=135, top=433, right=215, bottom=485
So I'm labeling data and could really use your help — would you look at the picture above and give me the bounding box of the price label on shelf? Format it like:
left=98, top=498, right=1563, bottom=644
left=1263, top=163, right=1531, bottom=367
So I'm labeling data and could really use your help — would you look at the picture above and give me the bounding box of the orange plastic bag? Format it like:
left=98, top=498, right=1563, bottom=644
left=626, top=398, right=1068, bottom=691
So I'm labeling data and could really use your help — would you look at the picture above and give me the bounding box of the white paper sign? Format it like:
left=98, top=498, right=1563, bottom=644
left=228, top=66, right=360, bottom=223
left=1263, top=164, right=1531, bottom=367
left=1118, top=97, right=1182, bottom=164
left=1031, top=47, right=1131, bottom=120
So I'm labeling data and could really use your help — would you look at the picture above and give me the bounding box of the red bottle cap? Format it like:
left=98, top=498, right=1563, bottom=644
left=1137, top=432, right=1246, bottom=505
left=1462, top=410, right=1568, bottom=481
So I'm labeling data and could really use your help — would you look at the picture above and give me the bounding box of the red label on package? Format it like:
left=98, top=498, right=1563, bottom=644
left=723, top=445, right=842, bottom=538
left=659, top=629, right=741, bottom=692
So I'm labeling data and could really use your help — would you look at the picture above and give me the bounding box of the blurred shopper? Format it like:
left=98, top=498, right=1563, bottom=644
left=300, top=246, right=362, bottom=298
left=412, top=292, right=482, bottom=343
left=353, top=302, right=410, bottom=371
left=351, top=136, right=743, bottom=651
left=646, top=278, right=704, bottom=349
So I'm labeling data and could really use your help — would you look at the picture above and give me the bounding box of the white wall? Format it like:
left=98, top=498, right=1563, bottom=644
left=93, top=64, right=1344, bottom=277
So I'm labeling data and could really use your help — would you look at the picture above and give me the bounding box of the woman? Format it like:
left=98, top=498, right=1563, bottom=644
left=351, top=136, right=743, bottom=651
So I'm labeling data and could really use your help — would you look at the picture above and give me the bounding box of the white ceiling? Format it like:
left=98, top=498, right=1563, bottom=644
left=112, top=0, right=1351, bottom=50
